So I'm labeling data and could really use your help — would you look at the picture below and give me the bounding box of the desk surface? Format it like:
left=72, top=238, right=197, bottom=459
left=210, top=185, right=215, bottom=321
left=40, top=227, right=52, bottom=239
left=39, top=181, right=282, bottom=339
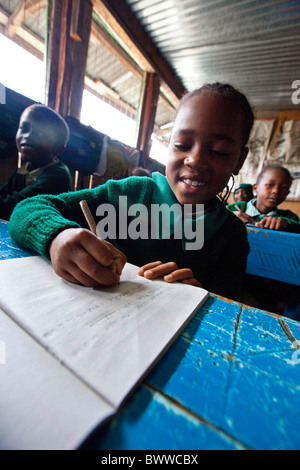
left=246, top=225, right=300, bottom=286
left=1, top=219, right=300, bottom=450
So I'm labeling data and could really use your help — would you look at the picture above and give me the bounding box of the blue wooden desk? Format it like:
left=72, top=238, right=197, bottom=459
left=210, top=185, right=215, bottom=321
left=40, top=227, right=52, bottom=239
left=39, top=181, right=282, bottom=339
left=246, top=226, right=300, bottom=286
left=1, top=219, right=300, bottom=450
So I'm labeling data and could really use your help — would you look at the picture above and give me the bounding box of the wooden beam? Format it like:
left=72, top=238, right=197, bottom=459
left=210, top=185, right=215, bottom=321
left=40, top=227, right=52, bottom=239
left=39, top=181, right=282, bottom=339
left=69, top=0, right=93, bottom=117
left=90, top=17, right=175, bottom=113
left=92, top=0, right=185, bottom=105
left=45, top=0, right=92, bottom=118
left=90, top=18, right=142, bottom=82
left=135, top=72, right=161, bottom=163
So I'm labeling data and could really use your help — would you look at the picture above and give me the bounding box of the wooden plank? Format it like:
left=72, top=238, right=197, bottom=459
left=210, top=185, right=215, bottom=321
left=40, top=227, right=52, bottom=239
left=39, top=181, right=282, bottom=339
left=70, top=0, right=82, bottom=41
left=146, top=296, right=300, bottom=450
left=55, top=0, right=71, bottom=115
left=81, top=385, right=246, bottom=450
left=68, top=0, right=93, bottom=117
left=45, top=0, right=92, bottom=117
left=92, top=0, right=184, bottom=106
left=6, top=0, right=46, bottom=37
left=45, top=0, right=63, bottom=110
left=135, top=72, right=160, bottom=162
left=90, top=16, right=142, bottom=82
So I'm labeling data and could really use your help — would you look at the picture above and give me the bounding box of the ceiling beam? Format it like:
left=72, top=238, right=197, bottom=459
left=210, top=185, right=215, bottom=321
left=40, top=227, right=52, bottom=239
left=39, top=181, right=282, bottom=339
left=90, top=17, right=142, bottom=82
left=90, top=17, right=175, bottom=112
left=6, top=0, right=46, bottom=37
left=92, top=0, right=185, bottom=106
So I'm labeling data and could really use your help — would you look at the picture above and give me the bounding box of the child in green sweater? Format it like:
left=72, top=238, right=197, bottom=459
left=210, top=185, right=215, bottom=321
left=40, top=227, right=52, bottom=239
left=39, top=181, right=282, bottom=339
left=9, top=83, right=254, bottom=301
left=227, top=165, right=300, bottom=233
left=0, top=104, right=72, bottom=220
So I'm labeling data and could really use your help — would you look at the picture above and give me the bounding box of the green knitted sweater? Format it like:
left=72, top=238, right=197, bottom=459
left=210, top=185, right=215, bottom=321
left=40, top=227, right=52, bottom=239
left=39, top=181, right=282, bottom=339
left=0, top=159, right=72, bottom=220
left=9, top=172, right=249, bottom=301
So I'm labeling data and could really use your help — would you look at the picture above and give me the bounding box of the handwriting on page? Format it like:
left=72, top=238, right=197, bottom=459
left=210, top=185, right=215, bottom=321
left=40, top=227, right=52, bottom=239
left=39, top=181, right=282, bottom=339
left=0, top=257, right=208, bottom=406
left=43, top=277, right=174, bottom=361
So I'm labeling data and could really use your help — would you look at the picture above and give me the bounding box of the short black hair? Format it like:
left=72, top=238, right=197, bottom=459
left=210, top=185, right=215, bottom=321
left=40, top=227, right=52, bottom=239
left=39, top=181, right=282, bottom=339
left=176, top=82, right=254, bottom=146
left=256, top=165, right=293, bottom=186
left=21, top=104, right=69, bottom=148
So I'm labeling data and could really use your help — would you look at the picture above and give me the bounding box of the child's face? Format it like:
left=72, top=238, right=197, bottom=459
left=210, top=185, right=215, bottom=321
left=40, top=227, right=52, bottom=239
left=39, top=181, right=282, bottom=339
left=166, top=94, right=248, bottom=206
left=254, top=169, right=291, bottom=214
left=234, top=188, right=252, bottom=202
left=16, top=109, right=62, bottom=168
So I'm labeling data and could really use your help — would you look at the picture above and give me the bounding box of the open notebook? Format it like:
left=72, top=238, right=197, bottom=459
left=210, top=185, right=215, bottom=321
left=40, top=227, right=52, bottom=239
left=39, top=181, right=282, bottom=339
left=0, top=256, right=209, bottom=450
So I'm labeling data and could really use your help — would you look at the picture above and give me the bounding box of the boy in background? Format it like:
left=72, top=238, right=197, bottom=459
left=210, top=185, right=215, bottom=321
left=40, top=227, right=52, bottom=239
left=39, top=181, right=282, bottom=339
left=228, top=165, right=300, bottom=318
left=233, top=183, right=253, bottom=202
left=227, top=165, right=300, bottom=233
left=0, top=104, right=72, bottom=220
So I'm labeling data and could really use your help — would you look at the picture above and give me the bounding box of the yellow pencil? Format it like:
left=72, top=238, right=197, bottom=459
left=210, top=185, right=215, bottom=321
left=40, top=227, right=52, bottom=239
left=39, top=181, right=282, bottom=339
left=79, top=200, right=97, bottom=236
left=79, top=199, right=124, bottom=276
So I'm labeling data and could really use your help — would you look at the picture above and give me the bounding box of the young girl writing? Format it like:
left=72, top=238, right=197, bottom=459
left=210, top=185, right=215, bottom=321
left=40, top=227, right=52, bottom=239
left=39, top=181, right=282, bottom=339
left=227, top=165, right=300, bottom=232
left=8, top=83, right=254, bottom=301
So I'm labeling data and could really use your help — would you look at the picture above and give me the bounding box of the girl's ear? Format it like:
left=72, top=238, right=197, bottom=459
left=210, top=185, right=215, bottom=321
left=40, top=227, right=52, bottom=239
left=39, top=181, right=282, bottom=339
left=253, top=183, right=258, bottom=194
left=232, top=147, right=249, bottom=176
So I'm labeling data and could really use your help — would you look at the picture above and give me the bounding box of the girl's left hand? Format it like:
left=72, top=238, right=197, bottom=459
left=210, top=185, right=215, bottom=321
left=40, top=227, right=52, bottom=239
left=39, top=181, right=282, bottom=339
left=137, top=261, right=202, bottom=287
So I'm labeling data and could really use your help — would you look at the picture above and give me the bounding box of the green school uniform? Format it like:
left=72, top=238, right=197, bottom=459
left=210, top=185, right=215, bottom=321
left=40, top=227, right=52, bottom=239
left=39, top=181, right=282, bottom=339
left=227, top=199, right=300, bottom=233
left=9, top=172, right=249, bottom=301
left=0, top=158, right=72, bottom=220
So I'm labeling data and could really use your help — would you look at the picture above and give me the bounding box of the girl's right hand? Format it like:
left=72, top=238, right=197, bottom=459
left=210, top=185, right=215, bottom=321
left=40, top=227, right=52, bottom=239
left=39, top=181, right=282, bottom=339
left=49, top=228, right=127, bottom=287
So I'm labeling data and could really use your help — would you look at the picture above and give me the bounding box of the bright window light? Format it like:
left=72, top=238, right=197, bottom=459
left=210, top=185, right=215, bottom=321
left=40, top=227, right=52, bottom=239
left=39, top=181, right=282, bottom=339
left=0, top=33, right=167, bottom=164
left=80, top=89, right=137, bottom=147
left=0, top=33, right=45, bottom=103
left=150, top=135, right=168, bottom=165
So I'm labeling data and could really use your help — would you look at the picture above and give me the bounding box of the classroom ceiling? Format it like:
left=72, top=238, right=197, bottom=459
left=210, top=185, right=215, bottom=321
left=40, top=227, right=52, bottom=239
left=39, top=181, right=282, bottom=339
left=0, top=0, right=299, bottom=134
left=124, top=0, right=300, bottom=111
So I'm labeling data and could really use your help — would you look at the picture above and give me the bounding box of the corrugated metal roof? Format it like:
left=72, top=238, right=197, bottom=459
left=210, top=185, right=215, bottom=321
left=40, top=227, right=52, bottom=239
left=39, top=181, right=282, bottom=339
left=1, top=0, right=299, bottom=130
left=124, top=0, right=300, bottom=111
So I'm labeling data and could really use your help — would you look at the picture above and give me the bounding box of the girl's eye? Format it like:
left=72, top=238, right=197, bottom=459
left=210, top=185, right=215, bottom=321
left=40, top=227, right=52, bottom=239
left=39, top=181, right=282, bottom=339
left=211, top=150, right=230, bottom=157
left=174, top=143, right=191, bottom=151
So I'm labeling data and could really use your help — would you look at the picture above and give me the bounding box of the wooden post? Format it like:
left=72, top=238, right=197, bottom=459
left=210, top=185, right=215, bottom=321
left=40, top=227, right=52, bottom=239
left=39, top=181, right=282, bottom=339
left=69, top=0, right=92, bottom=117
left=135, top=72, right=160, bottom=165
left=45, top=0, right=92, bottom=118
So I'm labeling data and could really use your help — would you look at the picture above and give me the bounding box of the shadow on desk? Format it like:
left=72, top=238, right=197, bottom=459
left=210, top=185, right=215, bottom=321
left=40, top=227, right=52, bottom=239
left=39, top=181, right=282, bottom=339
left=243, top=226, right=300, bottom=321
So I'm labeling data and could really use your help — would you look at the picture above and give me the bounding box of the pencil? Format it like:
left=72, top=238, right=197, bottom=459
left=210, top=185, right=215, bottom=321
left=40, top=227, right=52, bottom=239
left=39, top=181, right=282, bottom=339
left=79, top=199, right=125, bottom=277
left=79, top=200, right=98, bottom=236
